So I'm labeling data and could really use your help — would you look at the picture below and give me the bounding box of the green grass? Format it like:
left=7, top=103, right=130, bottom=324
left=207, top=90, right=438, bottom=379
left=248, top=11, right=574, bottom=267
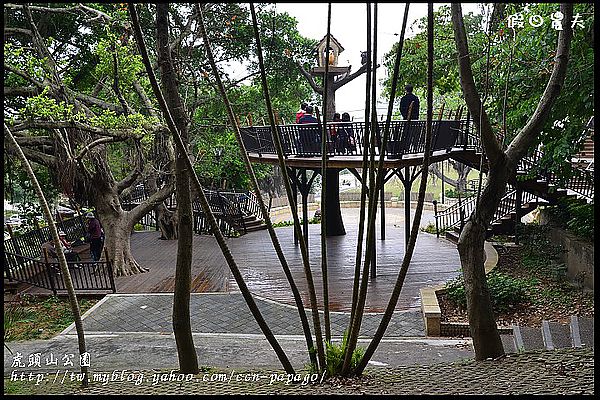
left=4, top=295, right=98, bottom=342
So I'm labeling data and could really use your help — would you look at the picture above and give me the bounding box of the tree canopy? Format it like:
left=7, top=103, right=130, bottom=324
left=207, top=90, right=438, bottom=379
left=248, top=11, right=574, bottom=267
left=382, top=4, right=594, bottom=177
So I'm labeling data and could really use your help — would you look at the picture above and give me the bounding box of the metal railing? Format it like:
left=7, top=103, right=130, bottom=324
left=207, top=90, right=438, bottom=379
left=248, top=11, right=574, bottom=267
left=4, top=251, right=115, bottom=294
left=240, top=119, right=464, bottom=158
left=434, top=185, right=539, bottom=235
left=518, top=148, right=594, bottom=201
left=4, top=215, right=88, bottom=266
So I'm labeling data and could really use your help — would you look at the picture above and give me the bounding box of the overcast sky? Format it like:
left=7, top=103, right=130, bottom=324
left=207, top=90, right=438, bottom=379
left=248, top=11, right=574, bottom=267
left=262, top=3, right=484, bottom=120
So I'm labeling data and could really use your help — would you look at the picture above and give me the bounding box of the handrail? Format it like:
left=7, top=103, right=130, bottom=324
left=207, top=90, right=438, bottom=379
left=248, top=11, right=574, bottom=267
left=240, top=119, right=463, bottom=159
left=434, top=184, right=540, bottom=234
left=4, top=251, right=116, bottom=294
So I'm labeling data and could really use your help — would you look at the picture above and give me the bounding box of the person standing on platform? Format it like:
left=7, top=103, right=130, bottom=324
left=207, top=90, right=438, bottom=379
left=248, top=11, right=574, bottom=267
left=86, top=212, right=104, bottom=262
left=295, top=102, right=308, bottom=124
left=399, top=85, right=420, bottom=120
left=298, top=105, right=319, bottom=154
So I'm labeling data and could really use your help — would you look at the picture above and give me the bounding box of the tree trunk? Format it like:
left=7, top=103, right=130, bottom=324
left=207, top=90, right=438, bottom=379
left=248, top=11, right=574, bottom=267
left=457, top=166, right=508, bottom=360
left=96, top=195, right=148, bottom=276
left=156, top=3, right=198, bottom=375
left=5, top=123, right=89, bottom=386
left=325, top=76, right=336, bottom=121
left=324, top=168, right=345, bottom=236
left=157, top=204, right=178, bottom=239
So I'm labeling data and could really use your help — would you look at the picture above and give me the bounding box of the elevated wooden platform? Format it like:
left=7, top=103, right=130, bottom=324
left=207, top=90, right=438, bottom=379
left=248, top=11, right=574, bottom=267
left=248, top=148, right=464, bottom=169
left=22, top=209, right=462, bottom=312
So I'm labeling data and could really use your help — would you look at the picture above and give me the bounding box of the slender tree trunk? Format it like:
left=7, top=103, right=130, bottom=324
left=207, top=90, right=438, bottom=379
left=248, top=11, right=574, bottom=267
left=346, top=2, right=373, bottom=375
left=451, top=3, right=572, bottom=360
left=457, top=165, right=509, bottom=360
left=5, top=123, right=89, bottom=387
left=156, top=3, right=198, bottom=374
left=353, top=2, right=431, bottom=375
left=247, top=3, right=323, bottom=371
left=129, top=3, right=295, bottom=375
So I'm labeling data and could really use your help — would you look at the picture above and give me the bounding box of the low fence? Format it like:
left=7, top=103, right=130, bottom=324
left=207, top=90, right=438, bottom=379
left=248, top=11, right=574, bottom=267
left=4, top=251, right=115, bottom=294
left=4, top=215, right=88, bottom=266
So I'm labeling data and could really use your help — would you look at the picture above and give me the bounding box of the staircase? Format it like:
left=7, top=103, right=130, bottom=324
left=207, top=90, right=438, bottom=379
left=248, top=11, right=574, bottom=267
left=436, top=120, right=594, bottom=240
left=500, top=316, right=594, bottom=353
left=122, top=185, right=267, bottom=237
left=438, top=187, right=548, bottom=243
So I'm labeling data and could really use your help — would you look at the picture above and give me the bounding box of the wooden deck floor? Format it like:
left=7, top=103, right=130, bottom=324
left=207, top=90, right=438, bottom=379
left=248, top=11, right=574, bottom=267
left=24, top=208, right=461, bottom=312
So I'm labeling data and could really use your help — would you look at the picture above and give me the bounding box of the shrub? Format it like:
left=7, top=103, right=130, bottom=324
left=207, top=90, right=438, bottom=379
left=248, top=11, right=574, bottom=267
left=548, top=197, right=594, bottom=240
left=445, top=272, right=535, bottom=313
left=324, top=331, right=364, bottom=377
left=445, top=189, right=475, bottom=199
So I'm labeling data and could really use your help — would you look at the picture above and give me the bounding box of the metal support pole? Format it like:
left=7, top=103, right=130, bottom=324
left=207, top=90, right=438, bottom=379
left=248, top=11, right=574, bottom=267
left=404, top=166, right=411, bottom=251
left=291, top=168, right=298, bottom=245
left=370, top=229, right=376, bottom=279
left=514, top=185, right=522, bottom=245
left=432, top=200, right=439, bottom=238
left=441, top=160, right=445, bottom=204
left=302, top=169, right=309, bottom=248
left=380, top=169, right=386, bottom=240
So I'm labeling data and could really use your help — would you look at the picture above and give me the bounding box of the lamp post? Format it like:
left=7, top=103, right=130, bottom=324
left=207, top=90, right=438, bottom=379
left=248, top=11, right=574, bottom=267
left=214, top=147, right=224, bottom=190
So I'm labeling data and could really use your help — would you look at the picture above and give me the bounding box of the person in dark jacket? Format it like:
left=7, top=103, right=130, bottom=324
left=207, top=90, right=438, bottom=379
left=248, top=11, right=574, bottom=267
left=337, top=112, right=356, bottom=153
left=399, top=85, right=420, bottom=120
left=298, top=105, right=319, bottom=154
left=86, top=212, right=104, bottom=261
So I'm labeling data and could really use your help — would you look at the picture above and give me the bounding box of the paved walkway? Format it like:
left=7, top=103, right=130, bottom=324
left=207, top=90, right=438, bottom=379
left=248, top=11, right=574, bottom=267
left=60, top=293, right=424, bottom=337
left=4, top=346, right=593, bottom=395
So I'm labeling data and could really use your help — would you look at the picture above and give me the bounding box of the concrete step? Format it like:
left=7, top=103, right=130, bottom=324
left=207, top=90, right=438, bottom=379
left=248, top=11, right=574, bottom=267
left=245, top=224, right=267, bottom=233
left=577, top=316, right=594, bottom=348
left=500, top=334, right=517, bottom=354
left=445, top=230, right=460, bottom=244
left=547, top=321, right=572, bottom=349
left=517, top=326, right=545, bottom=351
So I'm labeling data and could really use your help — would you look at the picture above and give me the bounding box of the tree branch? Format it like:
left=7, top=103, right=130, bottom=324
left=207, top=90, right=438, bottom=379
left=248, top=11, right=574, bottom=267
left=127, top=180, right=175, bottom=225
left=505, top=4, right=573, bottom=164
left=332, top=62, right=370, bottom=90
left=10, top=120, right=150, bottom=138
left=76, top=137, right=125, bottom=160
left=295, top=61, right=323, bottom=94
left=3, top=134, right=56, bottom=166
left=451, top=4, right=503, bottom=166
left=11, top=135, right=53, bottom=146
left=3, top=86, right=40, bottom=97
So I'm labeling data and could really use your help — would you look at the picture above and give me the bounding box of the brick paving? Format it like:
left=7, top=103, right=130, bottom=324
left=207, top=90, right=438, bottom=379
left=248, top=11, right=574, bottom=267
left=5, top=348, right=594, bottom=395
left=61, top=293, right=425, bottom=337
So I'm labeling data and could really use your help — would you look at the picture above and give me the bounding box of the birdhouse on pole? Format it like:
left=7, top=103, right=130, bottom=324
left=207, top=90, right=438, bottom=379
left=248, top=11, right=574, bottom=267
left=315, top=34, right=344, bottom=68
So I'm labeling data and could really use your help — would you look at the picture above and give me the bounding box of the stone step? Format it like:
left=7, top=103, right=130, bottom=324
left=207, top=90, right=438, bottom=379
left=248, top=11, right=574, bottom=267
left=518, top=326, right=545, bottom=351
left=547, top=321, right=572, bottom=349
left=577, top=316, right=594, bottom=348
left=444, top=230, right=460, bottom=244
left=541, top=320, right=555, bottom=350
left=245, top=224, right=267, bottom=233
left=500, top=334, right=517, bottom=354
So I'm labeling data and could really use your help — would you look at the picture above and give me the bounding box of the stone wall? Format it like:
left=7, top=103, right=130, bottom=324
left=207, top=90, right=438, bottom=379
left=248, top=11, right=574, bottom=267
left=539, top=209, right=594, bottom=291
left=547, top=227, right=594, bottom=290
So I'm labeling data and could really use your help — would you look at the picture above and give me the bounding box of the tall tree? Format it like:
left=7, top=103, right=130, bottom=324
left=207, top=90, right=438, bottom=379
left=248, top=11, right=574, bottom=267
left=154, top=4, right=198, bottom=374
left=128, top=2, right=296, bottom=375
left=4, top=3, right=176, bottom=276
left=5, top=123, right=89, bottom=387
left=450, top=3, right=573, bottom=360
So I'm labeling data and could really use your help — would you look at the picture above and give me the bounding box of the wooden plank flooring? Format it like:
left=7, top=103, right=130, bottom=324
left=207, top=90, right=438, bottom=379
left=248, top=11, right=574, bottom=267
left=23, top=208, right=462, bottom=312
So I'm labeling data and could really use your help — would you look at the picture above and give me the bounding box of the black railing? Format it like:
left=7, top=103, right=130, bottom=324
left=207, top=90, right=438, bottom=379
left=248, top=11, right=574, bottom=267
left=434, top=186, right=539, bottom=235
left=240, top=120, right=464, bottom=158
left=4, top=252, right=115, bottom=294
left=518, top=148, right=594, bottom=201
left=4, top=215, right=88, bottom=266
